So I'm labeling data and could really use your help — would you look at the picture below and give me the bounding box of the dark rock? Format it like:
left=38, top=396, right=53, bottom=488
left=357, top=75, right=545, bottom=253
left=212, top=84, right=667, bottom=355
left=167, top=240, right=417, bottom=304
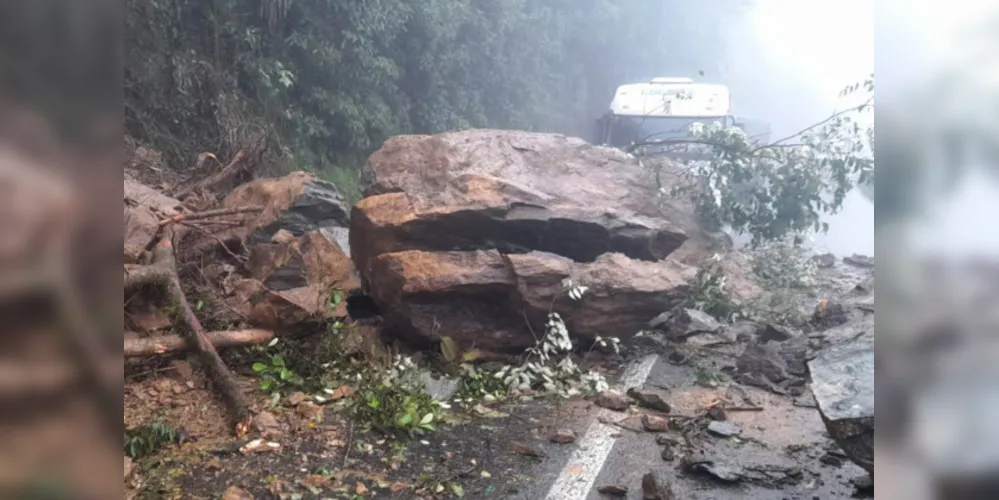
left=758, top=323, right=799, bottom=342
left=549, top=429, right=577, bottom=444
left=509, top=442, right=545, bottom=458
left=813, top=252, right=837, bottom=268
left=627, top=387, right=672, bottom=413
left=843, top=254, right=874, bottom=268
left=707, top=407, right=727, bottom=421
left=735, top=342, right=791, bottom=391
left=706, top=420, right=742, bottom=437
left=660, top=445, right=676, bottom=462
left=595, top=391, right=632, bottom=412
left=641, top=470, right=675, bottom=500
left=596, top=484, right=629, bottom=497
left=683, top=460, right=743, bottom=483
left=222, top=171, right=351, bottom=252
left=808, top=321, right=874, bottom=475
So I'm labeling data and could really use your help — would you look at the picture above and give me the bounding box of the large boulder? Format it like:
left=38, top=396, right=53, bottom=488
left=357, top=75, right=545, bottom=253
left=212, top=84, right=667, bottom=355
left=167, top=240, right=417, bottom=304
left=350, top=129, right=739, bottom=354
left=808, top=297, right=875, bottom=475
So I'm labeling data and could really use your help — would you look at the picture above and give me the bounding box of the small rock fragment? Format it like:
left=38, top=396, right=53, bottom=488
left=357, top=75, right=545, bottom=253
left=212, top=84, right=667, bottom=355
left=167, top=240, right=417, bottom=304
left=813, top=252, right=836, bottom=268
left=286, top=392, right=308, bottom=406
left=595, top=391, right=631, bottom=411
left=222, top=485, right=254, bottom=500
left=252, top=411, right=283, bottom=437
left=641, top=414, right=670, bottom=433
left=596, top=484, right=629, bottom=497
left=843, top=254, right=874, bottom=268
left=683, top=460, right=743, bottom=483
left=660, top=445, right=675, bottom=462
left=641, top=470, right=675, bottom=500
left=626, top=388, right=672, bottom=413
left=851, top=473, right=874, bottom=491
left=510, top=441, right=545, bottom=458
left=295, top=401, right=324, bottom=421
left=123, top=456, right=134, bottom=479
left=707, top=421, right=742, bottom=437
left=302, top=474, right=330, bottom=489
left=549, top=429, right=577, bottom=444
left=707, top=407, right=727, bottom=421
left=758, top=323, right=798, bottom=342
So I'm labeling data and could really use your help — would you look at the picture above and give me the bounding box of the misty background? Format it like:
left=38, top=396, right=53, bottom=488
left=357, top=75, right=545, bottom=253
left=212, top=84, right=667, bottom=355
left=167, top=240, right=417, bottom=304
left=123, top=0, right=876, bottom=256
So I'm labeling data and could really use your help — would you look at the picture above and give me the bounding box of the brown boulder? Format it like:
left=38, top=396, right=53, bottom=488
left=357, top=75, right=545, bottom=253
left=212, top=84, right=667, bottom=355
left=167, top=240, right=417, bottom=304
left=367, top=249, right=693, bottom=353
left=228, top=229, right=359, bottom=331
left=124, top=179, right=186, bottom=263
left=350, top=130, right=749, bottom=353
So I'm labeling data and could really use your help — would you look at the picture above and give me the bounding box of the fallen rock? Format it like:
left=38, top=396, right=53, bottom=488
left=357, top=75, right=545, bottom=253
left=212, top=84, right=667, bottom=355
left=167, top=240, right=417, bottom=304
left=351, top=129, right=755, bottom=354
left=682, top=460, right=743, bottom=483
left=510, top=441, right=545, bottom=458
left=626, top=387, right=672, bottom=413
left=222, top=486, right=254, bottom=500
left=549, top=429, right=577, bottom=444
left=239, top=439, right=281, bottom=455
left=365, top=248, right=695, bottom=354
left=808, top=320, right=874, bottom=475
left=230, top=229, right=359, bottom=331
left=221, top=171, right=351, bottom=252
left=595, top=391, right=632, bottom=412
left=124, top=179, right=186, bottom=263
left=252, top=411, right=283, bottom=437
left=641, top=414, right=670, bottom=432
left=706, top=420, right=742, bottom=438
left=758, top=323, right=799, bottom=342
left=596, top=484, right=629, bottom=497
left=843, top=254, right=874, bottom=268
left=641, top=470, right=675, bottom=500
left=735, top=342, right=792, bottom=392
left=813, top=252, right=837, bottom=268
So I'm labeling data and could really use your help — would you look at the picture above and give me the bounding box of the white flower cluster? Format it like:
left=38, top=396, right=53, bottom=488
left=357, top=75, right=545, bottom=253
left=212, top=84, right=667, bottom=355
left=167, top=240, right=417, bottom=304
left=493, top=282, right=614, bottom=398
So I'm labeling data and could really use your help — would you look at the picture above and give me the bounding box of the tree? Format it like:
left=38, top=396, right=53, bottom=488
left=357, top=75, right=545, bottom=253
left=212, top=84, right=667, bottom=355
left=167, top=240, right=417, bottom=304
left=633, top=75, right=874, bottom=246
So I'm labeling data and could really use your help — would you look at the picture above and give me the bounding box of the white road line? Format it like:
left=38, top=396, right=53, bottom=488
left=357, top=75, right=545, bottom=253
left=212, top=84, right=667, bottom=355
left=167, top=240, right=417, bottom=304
left=543, top=354, right=659, bottom=500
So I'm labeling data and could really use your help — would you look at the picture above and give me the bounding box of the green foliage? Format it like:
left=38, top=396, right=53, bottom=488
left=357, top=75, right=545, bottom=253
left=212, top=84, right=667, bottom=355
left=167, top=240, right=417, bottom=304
left=252, top=339, right=305, bottom=395
left=124, top=420, right=180, bottom=459
left=347, top=356, right=443, bottom=439
left=640, top=76, right=874, bottom=246
left=689, top=256, right=744, bottom=322
left=125, top=0, right=748, bottom=183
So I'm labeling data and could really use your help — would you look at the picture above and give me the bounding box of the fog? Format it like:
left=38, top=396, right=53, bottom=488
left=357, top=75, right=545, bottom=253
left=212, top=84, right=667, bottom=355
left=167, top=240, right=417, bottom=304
left=720, top=0, right=874, bottom=257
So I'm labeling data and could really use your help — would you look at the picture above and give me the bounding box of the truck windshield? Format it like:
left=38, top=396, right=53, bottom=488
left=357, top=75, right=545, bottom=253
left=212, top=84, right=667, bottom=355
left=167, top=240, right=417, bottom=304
left=606, top=116, right=726, bottom=148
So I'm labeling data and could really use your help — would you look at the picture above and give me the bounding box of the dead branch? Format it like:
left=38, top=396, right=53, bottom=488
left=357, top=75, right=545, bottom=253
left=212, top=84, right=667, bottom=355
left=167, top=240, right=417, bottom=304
left=173, top=150, right=246, bottom=200
left=137, top=226, right=252, bottom=436
left=157, top=206, right=262, bottom=226
left=124, top=329, right=274, bottom=357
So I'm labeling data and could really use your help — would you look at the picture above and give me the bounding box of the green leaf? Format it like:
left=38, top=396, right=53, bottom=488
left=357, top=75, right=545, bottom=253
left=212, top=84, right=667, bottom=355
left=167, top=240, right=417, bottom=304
left=271, top=355, right=285, bottom=367
left=252, top=362, right=268, bottom=372
left=397, top=413, right=413, bottom=426
left=260, top=379, right=274, bottom=390
left=440, top=336, right=458, bottom=363
left=419, top=412, right=435, bottom=425
left=450, top=483, right=465, bottom=497
left=280, top=368, right=293, bottom=381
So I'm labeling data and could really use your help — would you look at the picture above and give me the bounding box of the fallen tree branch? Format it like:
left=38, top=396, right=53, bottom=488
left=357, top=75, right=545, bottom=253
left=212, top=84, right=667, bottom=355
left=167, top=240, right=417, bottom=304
left=173, top=150, right=246, bottom=200
left=142, top=227, right=252, bottom=436
left=125, top=329, right=274, bottom=357
left=157, top=206, right=262, bottom=226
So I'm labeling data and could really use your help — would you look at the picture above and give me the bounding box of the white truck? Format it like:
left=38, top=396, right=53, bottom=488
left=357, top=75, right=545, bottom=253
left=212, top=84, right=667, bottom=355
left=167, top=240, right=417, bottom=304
left=594, top=77, right=771, bottom=159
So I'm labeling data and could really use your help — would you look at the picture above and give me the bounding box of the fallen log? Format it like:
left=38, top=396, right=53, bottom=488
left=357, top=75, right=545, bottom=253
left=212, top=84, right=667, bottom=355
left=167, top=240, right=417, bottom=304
left=128, top=226, right=252, bottom=436
left=125, top=329, right=275, bottom=357
left=173, top=150, right=246, bottom=201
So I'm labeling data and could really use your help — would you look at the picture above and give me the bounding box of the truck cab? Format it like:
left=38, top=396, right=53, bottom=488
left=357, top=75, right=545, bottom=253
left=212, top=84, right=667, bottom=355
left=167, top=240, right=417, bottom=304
left=594, top=77, right=770, bottom=159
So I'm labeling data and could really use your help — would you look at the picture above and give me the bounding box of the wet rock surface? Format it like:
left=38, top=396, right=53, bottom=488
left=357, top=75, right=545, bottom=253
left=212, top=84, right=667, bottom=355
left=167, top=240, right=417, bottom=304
left=350, top=129, right=756, bottom=355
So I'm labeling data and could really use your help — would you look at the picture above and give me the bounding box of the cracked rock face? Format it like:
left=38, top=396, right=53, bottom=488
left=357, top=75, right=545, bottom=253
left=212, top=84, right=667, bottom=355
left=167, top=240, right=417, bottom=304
left=350, top=129, right=745, bottom=355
